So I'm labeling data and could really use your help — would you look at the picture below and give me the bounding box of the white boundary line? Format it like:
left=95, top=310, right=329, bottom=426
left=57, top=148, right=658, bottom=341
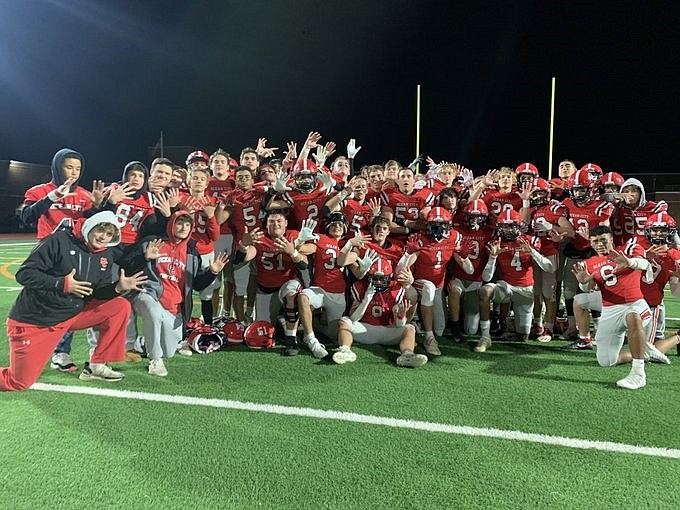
left=31, top=382, right=680, bottom=459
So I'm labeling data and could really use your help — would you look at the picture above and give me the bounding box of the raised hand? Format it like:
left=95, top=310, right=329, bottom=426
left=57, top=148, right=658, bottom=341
left=518, top=180, right=533, bottom=201
left=117, top=268, right=148, bottom=292
left=210, top=252, right=230, bottom=274
left=195, top=195, right=216, bottom=218
left=394, top=298, right=412, bottom=318
left=324, top=141, right=337, bottom=160
left=349, top=232, right=371, bottom=248
left=571, top=261, right=591, bottom=284
left=108, top=183, right=135, bottom=205
left=358, top=249, right=379, bottom=276
left=283, top=141, right=298, bottom=165
left=241, top=227, right=264, bottom=248
left=486, top=239, right=502, bottom=257
left=90, top=180, right=106, bottom=206
left=456, top=166, right=474, bottom=188
left=145, top=239, right=164, bottom=261
left=272, top=171, right=292, bottom=192
left=273, top=236, right=295, bottom=255
left=256, top=138, right=279, bottom=158
left=166, top=187, right=180, bottom=208
left=367, top=197, right=382, bottom=217
left=153, top=192, right=172, bottom=217
left=313, top=144, right=329, bottom=168
left=576, top=225, right=590, bottom=240
left=408, top=155, right=425, bottom=170
left=396, top=267, right=414, bottom=287
left=347, top=138, right=362, bottom=159
left=49, top=177, right=77, bottom=202
left=297, top=219, right=319, bottom=243
left=304, top=131, right=322, bottom=150
left=65, top=269, right=93, bottom=297
left=317, top=170, right=336, bottom=191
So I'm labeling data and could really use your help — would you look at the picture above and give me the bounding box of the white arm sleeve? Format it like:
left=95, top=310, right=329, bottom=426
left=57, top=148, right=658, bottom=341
left=530, top=248, right=554, bottom=272
left=482, top=256, right=497, bottom=282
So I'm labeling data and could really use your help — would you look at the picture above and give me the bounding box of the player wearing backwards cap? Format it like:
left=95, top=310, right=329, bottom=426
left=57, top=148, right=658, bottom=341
left=1, top=211, right=147, bottom=390
left=402, top=207, right=473, bottom=356
left=333, top=257, right=427, bottom=368
left=476, top=209, right=554, bottom=353
left=571, top=225, right=658, bottom=389
left=520, top=178, right=574, bottom=342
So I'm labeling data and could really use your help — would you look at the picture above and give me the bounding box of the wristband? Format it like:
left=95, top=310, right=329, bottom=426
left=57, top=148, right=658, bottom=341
left=292, top=249, right=300, bottom=259
left=341, top=242, right=353, bottom=254
left=394, top=217, right=406, bottom=227
left=522, top=199, right=531, bottom=207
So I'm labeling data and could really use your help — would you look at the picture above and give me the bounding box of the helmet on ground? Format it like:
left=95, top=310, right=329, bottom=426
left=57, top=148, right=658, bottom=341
left=244, top=321, right=276, bottom=349
left=463, top=199, right=488, bottom=231
left=645, top=212, right=677, bottom=245
left=186, top=325, right=223, bottom=354
left=219, top=317, right=246, bottom=345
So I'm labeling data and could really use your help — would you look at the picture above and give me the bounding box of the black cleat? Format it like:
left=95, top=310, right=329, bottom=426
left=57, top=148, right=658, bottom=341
left=283, top=340, right=300, bottom=356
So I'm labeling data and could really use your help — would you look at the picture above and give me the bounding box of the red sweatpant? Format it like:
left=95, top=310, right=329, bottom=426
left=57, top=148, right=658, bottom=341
left=0, top=297, right=131, bottom=391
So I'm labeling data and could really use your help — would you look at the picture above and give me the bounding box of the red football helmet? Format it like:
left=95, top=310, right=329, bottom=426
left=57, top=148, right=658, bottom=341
left=220, top=317, right=245, bottom=345
left=530, top=178, right=551, bottom=207
left=426, top=207, right=452, bottom=241
left=292, top=159, right=319, bottom=192
left=244, top=321, right=276, bottom=349
left=367, top=257, right=393, bottom=293
left=645, top=212, right=677, bottom=245
left=463, top=199, right=488, bottom=231
left=568, top=169, right=597, bottom=205
left=600, top=172, right=624, bottom=193
left=186, top=325, right=223, bottom=354
left=515, top=162, right=539, bottom=185
left=496, top=209, right=524, bottom=241
left=581, top=163, right=603, bottom=179
left=186, top=150, right=210, bottom=168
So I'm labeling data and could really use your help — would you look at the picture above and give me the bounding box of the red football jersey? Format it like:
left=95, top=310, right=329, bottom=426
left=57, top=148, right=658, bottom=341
left=407, top=230, right=462, bottom=288
left=611, top=200, right=668, bottom=246
left=639, top=242, right=680, bottom=307
left=207, top=177, right=235, bottom=235
left=180, top=192, right=220, bottom=255
left=530, top=200, right=569, bottom=256
left=356, top=240, right=405, bottom=269
left=341, top=199, right=375, bottom=235
left=562, top=198, right=614, bottom=251
left=229, top=187, right=268, bottom=244
left=310, top=234, right=346, bottom=293
left=494, top=235, right=541, bottom=287
left=453, top=225, right=494, bottom=281
left=481, top=188, right=523, bottom=218
left=585, top=242, right=646, bottom=306
left=23, top=183, right=93, bottom=239
left=350, top=279, right=406, bottom=327
left=107, top=187, right=155, bottom=245
left=253, top=230, right=301, bottom=288
left=282, top=184, right=332, bottom=230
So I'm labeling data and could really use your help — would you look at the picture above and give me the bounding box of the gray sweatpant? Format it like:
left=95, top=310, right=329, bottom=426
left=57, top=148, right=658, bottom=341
left=133, top=292, right=183, bottom=360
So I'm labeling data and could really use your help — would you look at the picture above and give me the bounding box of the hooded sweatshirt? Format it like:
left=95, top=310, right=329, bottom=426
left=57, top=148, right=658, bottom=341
left=612, top=177, right=668, bottom=245
left=20, top=148, right=93, bottom=239
left=119, top=211, right=218, bottom=322
left=10, top=211, right=122, bottom=326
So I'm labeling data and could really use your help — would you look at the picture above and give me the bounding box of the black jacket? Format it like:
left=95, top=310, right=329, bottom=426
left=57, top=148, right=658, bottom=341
left=10, top=212, right=121, bottom=327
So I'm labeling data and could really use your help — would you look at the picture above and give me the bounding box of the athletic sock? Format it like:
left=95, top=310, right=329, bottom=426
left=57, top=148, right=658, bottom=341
left=480, top=320, right=491, bottom=338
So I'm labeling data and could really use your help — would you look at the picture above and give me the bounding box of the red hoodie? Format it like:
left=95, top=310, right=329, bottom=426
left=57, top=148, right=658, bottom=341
left=155, top=212, right=192, bottom=313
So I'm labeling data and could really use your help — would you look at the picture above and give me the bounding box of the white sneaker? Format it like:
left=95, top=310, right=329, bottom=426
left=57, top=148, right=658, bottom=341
left=396, top=352, right=428, bottom=368
left=423, top=337, right=441, bottom=356
left=148, top=359, right=168, bottom=377
left=644, top=343, right=671, bottom=365
left=50, top=352, right=77, bottom=373
left=616, top=371, right=646, bottom=390
left=79, top=363, right=124, bottom=382
left=306, top=338, right=329, bottom=359
left=332, top=346, right=357, bottom=365
left=474, top=336, right=491, bottom=353
left=537, top=330, right=553, bottom=343
left=177, top=340, right=193, bottom=356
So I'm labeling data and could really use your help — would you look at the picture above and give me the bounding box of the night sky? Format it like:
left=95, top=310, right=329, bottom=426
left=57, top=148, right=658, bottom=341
left=1, top=0, right=678, bottom=182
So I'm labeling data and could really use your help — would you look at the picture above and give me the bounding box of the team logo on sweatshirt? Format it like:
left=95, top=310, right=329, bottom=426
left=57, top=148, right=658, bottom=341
left=100, top=257, right=109, bottom=270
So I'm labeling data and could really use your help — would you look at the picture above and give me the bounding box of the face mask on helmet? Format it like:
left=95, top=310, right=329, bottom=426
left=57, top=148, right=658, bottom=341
left=186, top=325, right=224, bottom=354
left=571, top=186, right=592, bottom=205
left=465, top=213, right=487, bottom=231
left=530, top=190, right=549, bottom=208
left=646, top=227, right=672, bottom=245
left=497, top=223, right=521, bottom=241
left=426, top=220, right=450, bottom=241
left=295, top=172, right=316, bottom=192
left=517, top=173, right=535, bottom=186
left=369, top=273, right=392, bottom=293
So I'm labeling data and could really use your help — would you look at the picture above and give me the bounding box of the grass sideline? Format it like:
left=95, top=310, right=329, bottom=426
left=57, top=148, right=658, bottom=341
left=1, top=238, right=679, bottom=509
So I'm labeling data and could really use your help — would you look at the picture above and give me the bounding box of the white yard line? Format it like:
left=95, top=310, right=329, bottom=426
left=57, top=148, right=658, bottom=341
left=31, top=382, right=680, bottom=459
